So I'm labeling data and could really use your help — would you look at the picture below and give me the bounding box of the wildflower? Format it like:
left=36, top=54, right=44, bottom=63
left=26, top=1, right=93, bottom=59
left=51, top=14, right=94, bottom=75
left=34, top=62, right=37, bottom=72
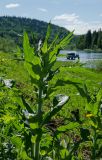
left=86, top=113, right=93, bottom=118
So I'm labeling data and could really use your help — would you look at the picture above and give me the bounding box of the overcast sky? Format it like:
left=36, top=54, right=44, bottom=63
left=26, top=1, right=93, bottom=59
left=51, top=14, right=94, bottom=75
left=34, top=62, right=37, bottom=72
left=0, top=0, right=102, bottom=34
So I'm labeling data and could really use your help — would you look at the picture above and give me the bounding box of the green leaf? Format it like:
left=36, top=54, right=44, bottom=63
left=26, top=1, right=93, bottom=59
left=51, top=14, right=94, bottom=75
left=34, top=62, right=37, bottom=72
left=1, top=114, right=16, bottom=124
left=42, top=95, right=69, bottom=125
left=49, top=31, right=73, bottom=63
left=20, top=151, right=31, bottom=160
left=31, top=63, right=41, bottom=75
left=22, top=96, right=34, bottom=114
left=24, top=62, right=40, bottom=80
left=11, top=135, right=22, bottom=148
left=14, top=97, right=25, bottom=110
left=60, top=149, right=69, bottom=159
left=97, top=88, right=102, bottom=102
left=32, top=55, right=41, bottom=66
left=59, top=31, right=73, bottom=49
left=30, top=123, right=38, bottom=129
left=16, top=46, right=22, bottom=58
left=15, top=96, right=34, bottom=113
left=57, top=122, right=80, bottom=132
left=48, top=33, right=59, bottom=51
left=45, top=68, right=59, bottom=82
left=40, top=150, right=46, bottom=156
left=23, top=32, right=34, bottom=62
left=49, top=46, right=59, bottom=62
left=60, top=139, right=67, bottom=148
left=44, top=157, right=53, bottom=160
left=83, top=83, right=91, bottom=102
left=31, top=135, right=37, bottom=143
left=41, top=23, right=51, bottom=54
left=93, top=103, right=99, bottom=116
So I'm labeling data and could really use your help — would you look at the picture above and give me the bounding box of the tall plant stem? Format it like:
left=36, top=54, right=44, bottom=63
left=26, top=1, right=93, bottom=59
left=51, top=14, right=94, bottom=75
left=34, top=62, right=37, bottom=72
left=35, top=86, right=43, bottom=160
left=92, top=128, right=97, bottom=160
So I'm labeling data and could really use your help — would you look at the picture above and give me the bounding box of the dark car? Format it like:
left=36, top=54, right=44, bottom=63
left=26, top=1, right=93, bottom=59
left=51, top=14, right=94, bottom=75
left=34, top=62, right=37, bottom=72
left=66, top=53, right=79, bottom=60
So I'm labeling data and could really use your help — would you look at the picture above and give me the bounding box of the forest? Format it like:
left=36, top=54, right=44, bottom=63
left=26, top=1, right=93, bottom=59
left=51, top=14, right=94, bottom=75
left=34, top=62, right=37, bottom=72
left=0, top=16, right=102, bottom=53
left=0, top=16, right=69, bottom=52
left=76, top=30, right=102, bottom=52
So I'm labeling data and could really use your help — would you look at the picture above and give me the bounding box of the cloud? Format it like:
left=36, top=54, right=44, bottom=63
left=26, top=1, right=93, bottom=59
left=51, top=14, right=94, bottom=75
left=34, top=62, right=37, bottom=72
left=52, top=13, right=102, bottom=34
left=38, top=8, right=47, bottom=12
left=53, top=13, right=79, bottom=23
left=100, top=14, right=102, bottom=17
left=5, top=3, right=20, bottom=9
left=64, top=22, right=102, bottom=35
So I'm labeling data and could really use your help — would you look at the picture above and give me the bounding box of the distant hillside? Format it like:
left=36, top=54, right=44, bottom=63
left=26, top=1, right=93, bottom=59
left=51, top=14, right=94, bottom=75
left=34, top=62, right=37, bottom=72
left=0, top=16, right=101, bottom=53
left=0, top=16, right=69, bottom=52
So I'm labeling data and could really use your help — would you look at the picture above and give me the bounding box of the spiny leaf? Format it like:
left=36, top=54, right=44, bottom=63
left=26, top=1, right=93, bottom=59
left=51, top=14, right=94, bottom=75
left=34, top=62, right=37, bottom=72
left=49, top=31, right=73, bottom=63
left=22, top=96, right=34, bottom=114
left=23, top=32, right=34, bottom=62
left=41, top=23, right=51, bottom=54
left=16, top=46, right=22, bottom=58
left=59, top=31, right=73, bottom=48
left=48, top=33, right=59, bottom=51
left=83, top=83, right=91, bottom=102
left=96, top=88, right=102, bottom=102
left=24, top=62, right=40, bottom=80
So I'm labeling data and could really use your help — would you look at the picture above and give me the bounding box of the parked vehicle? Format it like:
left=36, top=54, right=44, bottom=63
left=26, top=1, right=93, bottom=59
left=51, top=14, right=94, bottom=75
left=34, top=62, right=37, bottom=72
left=66, top=53, right=79, bottom=60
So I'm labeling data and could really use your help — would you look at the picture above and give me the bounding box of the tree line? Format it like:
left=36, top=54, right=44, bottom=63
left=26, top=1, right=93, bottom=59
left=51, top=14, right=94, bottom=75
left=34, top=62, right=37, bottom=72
left=76, top=29, right=102, bottom=51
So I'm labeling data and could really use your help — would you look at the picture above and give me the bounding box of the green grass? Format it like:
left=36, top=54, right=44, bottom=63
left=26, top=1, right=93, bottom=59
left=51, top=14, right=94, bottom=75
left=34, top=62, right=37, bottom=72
left=50, top=61, right=102, bottom=117
left=1, top=52, right=102, bottom=108
left=1, top=52, right=102, bottom=114
left=1, top=52, right=102, bottom=159
left=0, top=52, right=35, bottom=102
left=57, top=53, right=66, bottom=57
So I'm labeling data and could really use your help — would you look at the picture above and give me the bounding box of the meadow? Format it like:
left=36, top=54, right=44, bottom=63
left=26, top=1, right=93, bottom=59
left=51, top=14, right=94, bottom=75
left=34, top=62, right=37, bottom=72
left=0, top=26, right=102, bottom=160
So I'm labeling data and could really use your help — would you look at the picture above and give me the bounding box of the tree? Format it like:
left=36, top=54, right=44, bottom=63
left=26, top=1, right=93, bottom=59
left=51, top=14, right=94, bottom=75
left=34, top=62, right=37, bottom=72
left=76, top=35, right=85, bottom=50
left=85, top=30, right=92, bottom=49
left=91, top=31, right=98, bottom=49
left=97, top=29, right=102, bottom=49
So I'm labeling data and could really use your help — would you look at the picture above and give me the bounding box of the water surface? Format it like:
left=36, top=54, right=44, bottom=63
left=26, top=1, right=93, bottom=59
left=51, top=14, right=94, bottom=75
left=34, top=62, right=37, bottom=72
left=58, top=50, right=102, bottom=69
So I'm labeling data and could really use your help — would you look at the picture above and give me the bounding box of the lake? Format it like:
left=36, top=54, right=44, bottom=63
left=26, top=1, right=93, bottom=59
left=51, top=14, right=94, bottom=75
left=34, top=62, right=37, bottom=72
left=58, top=50, right=102, bottom=69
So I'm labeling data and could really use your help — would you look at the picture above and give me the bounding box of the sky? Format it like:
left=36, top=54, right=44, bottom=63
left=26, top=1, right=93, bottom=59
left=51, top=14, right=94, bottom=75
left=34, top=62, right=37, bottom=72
left=0, top=0, right=102, bottom=35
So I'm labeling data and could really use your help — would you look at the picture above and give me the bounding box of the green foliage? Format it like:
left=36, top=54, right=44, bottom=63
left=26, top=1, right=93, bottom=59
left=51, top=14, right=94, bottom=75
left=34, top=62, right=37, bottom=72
left=75, top=29, right=102, bottom=51
left=1, top=16, right=102, bottom=52
left=21, top=23, right=73, bottom=159
left=85, top=30, right=92, bottom=49
left=0, top=37, right=17, bottom=52
left=0, top=22, right=102, bottom=160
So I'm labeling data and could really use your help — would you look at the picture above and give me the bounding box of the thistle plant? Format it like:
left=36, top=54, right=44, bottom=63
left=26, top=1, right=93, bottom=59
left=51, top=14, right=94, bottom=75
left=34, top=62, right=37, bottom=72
left=22, top=23, right=73, bottom=160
